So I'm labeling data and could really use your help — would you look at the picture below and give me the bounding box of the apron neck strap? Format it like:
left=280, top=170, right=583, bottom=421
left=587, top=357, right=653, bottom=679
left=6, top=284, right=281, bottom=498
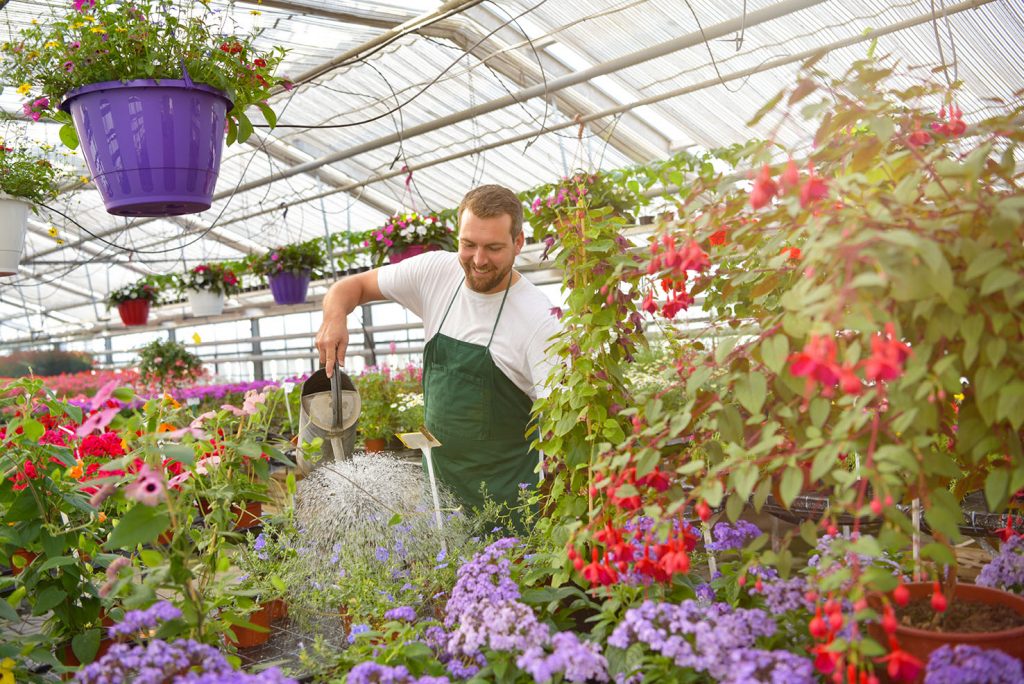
left=437, top=270, right=515, bottom=349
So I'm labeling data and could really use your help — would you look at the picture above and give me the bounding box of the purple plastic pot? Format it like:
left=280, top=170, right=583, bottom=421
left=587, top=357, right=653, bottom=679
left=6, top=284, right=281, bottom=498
left=389, top=243, right=440, bottom=264
left=269, top=270, right=312, bottom=305
left=60, top=78, right=232, bottom=217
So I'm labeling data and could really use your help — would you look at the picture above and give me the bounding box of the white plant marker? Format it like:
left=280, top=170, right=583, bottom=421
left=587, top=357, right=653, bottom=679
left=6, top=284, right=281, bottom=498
left=398, top=428, right=446, bottom=555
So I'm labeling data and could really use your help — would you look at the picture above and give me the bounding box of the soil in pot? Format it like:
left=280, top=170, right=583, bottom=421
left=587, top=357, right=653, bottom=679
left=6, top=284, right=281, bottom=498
left=899, top=597, right=1024, bottom=633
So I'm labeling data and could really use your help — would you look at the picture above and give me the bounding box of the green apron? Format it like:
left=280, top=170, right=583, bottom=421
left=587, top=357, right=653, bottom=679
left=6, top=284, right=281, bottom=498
left=422, top=273, right=538, bottom=521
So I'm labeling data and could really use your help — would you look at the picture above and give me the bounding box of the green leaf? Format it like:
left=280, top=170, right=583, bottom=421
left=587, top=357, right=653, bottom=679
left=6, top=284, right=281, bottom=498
left=735, top=373, right=767, bottom=416
left=256, top=102, right=278, bottom=128
left=112, top=387, right=135, bottom=402
left=104, top=505, right=170, bottom=551
left=32, top=586, right=67, bottom=615
left=921, top=542, right=957, bottom=566
left=961, top=314, right=984, bottom=368
left=779, top=466, right=804, bottom=509
left=388, top=514, right=403, bottom=526
left=139, top=550, right=164, bottom=567
left=160, top=444, right=195, bottom=466
left=726, top=491, right=745, bottom=521
left=37, top=555, right=77, bottom=572
left=732, top=463, right=758, bottom=501
left=997, top=382, right=1024, bottom=429
left=226, top=116, right=238, bottom=146
left=984, top=468, right=1009, bottom=512
left=980, top=267, right=1020, bottom=296
left=761, top=334, right=789, bottom=375
left=965, top=249, right=1007, bottom=281
left=747, top=90, right=785, bottom=126
left=0, top=596, right=17, bottom=622
left=923, top=488, right=963, bottom=541
left=72, top=629, right=101, bottom=665
left=59, top=123, right=80, bottom=150
left=235, top=111, right=254, bottom=144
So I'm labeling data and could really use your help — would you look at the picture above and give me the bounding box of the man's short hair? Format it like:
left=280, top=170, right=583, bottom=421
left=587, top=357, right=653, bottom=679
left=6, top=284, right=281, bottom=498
left=458, top=184, right=524, bottom=240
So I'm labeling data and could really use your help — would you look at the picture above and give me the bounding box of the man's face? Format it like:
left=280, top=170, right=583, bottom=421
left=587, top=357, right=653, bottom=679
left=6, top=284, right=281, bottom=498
left=458, top=208, right=524, bottom=294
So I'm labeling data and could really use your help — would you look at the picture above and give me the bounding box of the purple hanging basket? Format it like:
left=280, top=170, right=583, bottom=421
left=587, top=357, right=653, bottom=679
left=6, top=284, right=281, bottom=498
left=269, top=270, right=311, bottom=305
left=60, top=78, right=232, bottom=217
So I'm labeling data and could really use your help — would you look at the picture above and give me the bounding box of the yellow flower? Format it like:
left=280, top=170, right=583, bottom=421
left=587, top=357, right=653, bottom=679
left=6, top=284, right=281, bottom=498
left=80, top=175, right=90, bottom=184
left=45, top=41, right=59, bottom=48
left=47, top=226, right=58, bottom=237
left=16, top=83, right=31, bottom=95
left=162, top=393, right=181, bottom=409
left=192, top=332, right=202, bottom=344
left=0, top=657, right=14, bottom=684
left=953, top=392, right=964, bottom=402
left=250, top=9, right=261, bottom=14
left=55, top=238, right=64, bottom=245
left=89, top=27, right=107, bottom=34
left=72, top=22, right=85, bottom=29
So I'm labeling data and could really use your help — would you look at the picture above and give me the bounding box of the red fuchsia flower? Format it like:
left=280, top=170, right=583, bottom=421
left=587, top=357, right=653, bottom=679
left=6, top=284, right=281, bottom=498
left=838, top=364, right=863, bottom=395
left=750, top=164, right=778, bottom=209
left=931, top=105, right=966, bottom=137
left=581, top=547, right=617, bottom=586
left=695, top=500, right=712, bottom=522
left=780, top=158, right=800, bottom=193
left=877, top=641, right=924, bottom=683
left=124, top=463, right=165, bottom=506
left=907, top=121, right=932, bottom=148
left=930, top=581, right=947, bottom=612
left=709, top=228, right=727, bottom=246
left=788, top=334, right=842, bottom=396
left=862, top=322, right=912, bottom=383
left=780, top=246, right=801, bottom=260
left=799, top=163, right=829, bottom=209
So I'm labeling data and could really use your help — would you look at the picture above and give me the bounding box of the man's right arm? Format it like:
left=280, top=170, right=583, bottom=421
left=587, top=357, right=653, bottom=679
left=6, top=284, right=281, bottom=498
left=315, top=269, right=387, bottom=376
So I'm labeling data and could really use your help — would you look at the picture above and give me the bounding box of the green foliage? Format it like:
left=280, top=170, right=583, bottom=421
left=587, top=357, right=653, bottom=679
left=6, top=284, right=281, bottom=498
left=522, top=171, right=641, bottom=241
left=0, top=0, right=287, bottom=146
left=105, top=277, right=162, bottom=308
left=136, top=338, right=203, bottom=389
left=247, top=237, right=328, bottom=281
left=174, top=262, right=242, bottom=297
left=365, top=209, right=457, bottom=267
left=0, top=349, right=93, bottom=377
left=0, top=134, right=70, bottom=204
left=355, top=364, right=422, bottom=441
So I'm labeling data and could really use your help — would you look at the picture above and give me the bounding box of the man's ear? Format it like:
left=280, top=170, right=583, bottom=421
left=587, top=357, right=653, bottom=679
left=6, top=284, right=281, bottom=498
left=514, top=231, right=525, bottom=255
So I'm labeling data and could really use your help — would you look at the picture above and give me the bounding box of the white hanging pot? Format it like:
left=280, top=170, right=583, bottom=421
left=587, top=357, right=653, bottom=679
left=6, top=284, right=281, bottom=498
left=0, top=193, right=29, bottom=277
left=187, top=289, right=225, bottom=317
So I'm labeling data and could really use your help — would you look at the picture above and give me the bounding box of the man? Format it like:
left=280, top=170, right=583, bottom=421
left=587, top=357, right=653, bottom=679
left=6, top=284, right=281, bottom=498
left=315, top=184, right=561, bottom=517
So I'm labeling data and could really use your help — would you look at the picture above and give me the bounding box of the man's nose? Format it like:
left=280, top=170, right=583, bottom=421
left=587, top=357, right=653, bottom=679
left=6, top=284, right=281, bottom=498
left=472, top=249, right=488, bottom=266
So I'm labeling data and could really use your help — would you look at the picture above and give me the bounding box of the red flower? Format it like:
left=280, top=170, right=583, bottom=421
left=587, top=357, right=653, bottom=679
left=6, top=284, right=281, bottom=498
left=581, top=547, right=617, bottom=586
left=750, top=164, right=778, bottom=209
left=788, top=334, right=841, bottom=394
left=799, top=164, right=829, bottom=208
left=877, top=644, right=923, bottom=683
left=253, top=58, right=267, bottom=68
left=709, top=229, right=727, bottom=246
left=838, top=364, right=862, bottom=395
left=862, top=323, right=912, bottom=383
left=907, top=121, right=932, bottom=148
left=780, top=158, right=800, bottom=193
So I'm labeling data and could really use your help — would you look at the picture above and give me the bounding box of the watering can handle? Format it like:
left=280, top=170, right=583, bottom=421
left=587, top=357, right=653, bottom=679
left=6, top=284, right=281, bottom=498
left=330, top=361, right=344, bottom=429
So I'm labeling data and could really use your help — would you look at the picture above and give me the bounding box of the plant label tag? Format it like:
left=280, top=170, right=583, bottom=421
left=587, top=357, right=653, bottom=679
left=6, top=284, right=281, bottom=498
left=398, top=428, right=441, bottom=450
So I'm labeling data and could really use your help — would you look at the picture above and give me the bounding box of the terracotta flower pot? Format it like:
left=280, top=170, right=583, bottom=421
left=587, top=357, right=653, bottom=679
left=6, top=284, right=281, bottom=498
left=363, top=437, right=388, bottom=453
left=871, top=583, right=1024, bottom=683
left=266, top=597, right=288, bottom=622
left=10, top=548, right=37, bottom=576
left=224, top=603, right=272, bottom=649
left=232, top=501, right=262, bottom=530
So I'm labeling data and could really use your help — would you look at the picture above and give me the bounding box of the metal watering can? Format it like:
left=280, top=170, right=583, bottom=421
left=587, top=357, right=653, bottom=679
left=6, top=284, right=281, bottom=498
left=297, top=364, right=360, bottom=471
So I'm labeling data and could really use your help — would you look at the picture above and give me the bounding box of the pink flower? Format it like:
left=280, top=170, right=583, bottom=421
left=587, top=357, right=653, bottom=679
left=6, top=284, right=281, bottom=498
left=124, top=464, right=165, bottom=506
left=74, top=0, right=96, bottom=12
left=195, top=455, right=221, bottom=475
left=270, top=252, right=280, bottom=261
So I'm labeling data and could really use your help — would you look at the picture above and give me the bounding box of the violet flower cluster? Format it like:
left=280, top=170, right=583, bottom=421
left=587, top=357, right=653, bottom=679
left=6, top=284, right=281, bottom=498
left=108, top=600, right=181, bottom=638
left=346, top=663, right=450, bottom=684
left=716, top=647, right=817, bottom=684
left=976, top=535, right=1024, bottom=594
left=443, top=537, right=520, bottom=628
left=754, top=575, right=813, bottom=615
left=516, top=631, right=609, bottom=683
left=924, top=644, right=1024, bottom=684
left=75, top=639, right=295, bottom=684
left=384, top=606, right=417, bottom=622
left=706, top=520, right=762, bottom=552
left=608, top=599, right=810, bottom=682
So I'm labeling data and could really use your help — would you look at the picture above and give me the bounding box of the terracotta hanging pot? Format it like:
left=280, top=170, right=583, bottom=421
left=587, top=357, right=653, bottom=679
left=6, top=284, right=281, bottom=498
left=363, top=437, right=388, bottom=453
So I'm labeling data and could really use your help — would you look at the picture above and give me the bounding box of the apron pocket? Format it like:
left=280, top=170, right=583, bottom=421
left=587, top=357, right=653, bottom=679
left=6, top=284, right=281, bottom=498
left=425, top=366, right=491, bottom=441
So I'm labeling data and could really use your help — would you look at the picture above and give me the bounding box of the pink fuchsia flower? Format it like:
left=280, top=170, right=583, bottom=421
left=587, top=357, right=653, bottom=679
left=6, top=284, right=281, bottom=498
left=74, top=0, right=96, bottom=12
left=124, top=464, right=165, bottom=506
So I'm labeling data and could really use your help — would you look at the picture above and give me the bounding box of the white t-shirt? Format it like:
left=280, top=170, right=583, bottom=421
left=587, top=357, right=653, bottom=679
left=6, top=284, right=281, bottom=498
left=377, top=251, right=561, bottom=401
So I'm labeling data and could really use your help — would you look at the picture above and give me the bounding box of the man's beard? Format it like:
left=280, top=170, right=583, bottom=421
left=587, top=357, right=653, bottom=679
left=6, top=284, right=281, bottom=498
left=461, top=259, right=512, bottom=293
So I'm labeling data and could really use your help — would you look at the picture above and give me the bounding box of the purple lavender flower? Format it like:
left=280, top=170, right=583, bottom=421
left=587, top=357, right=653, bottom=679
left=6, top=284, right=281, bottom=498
left=756, top=576, right=812, bottom=614
left=516, top=631, right=609, bottom=682
left=608, top=600, right=776, bottom=676
left=348, top=623, right=370, bottom=644
left=346, top=663, right=450, bottom=684
left=925, top=644, right=1024, bottom=684
left=706, top=520, right=762, bottom=552
left=716, top=648, right=816, bottom=684
left=448, top=600, right=548, bottom=656
left=375, top=546, right=390, bottom=563
left=977, top=536, right=1024, bottom=594
left=444, top=537, right=519, bottom=628
left=695, top=583, right=716, bottom=604
left=253, top=533, right=268, bottom=561
left=384, top=605, right=417, bottom=622
left=108, top=600, right=182, bottom=638
left=76, top=638, right=296, bottom=683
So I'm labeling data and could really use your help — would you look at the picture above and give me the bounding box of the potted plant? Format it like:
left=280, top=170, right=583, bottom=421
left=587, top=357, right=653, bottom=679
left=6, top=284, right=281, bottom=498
left=106, top=278, right=160, bottom=326
left=355, top=367, right=398, bottom=452
left=0, top=0, right=287, bottom=217
left=0, top=132, right=68, bottom=276
left=365, top=210, right=456, bottom=267
left=523, top=170, right=640, bottom=241
left=136, top=338, right=204, bottom=391
left=175, top=262, right=242, bottom=317
left=249, top=238, right=327, bottom=306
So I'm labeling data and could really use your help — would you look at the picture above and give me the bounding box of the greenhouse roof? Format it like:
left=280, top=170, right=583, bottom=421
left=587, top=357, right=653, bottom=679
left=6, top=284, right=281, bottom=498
left=0, top=0, right=1021, bottom=344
